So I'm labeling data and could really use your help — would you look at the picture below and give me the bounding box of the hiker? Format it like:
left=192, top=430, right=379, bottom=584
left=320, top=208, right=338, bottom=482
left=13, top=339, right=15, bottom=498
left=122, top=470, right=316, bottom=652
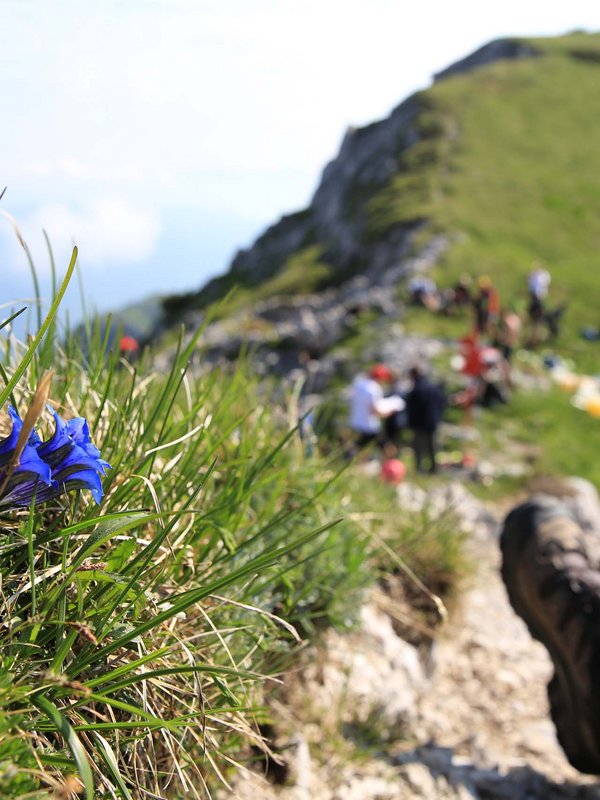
left=459, top=330, right=483, bottom=378
left=478, top=347, right=510, bottom=407
left=443, top=273, right=472, bottom=316
left=500, top=496, right=600, bottom=775
left=383, top=376, right=409, bottom=451
left=405, top=366, right=446, bottom=474
left=349, top=364, right=404, bottom=452
left=527, top=263, right=551, bottom=346
left=453, top=273, right=472, bottom=308
left=493, top=309, right=521, bottom=364
left=528, top=263, right=551, bottom=306
left=454, top=331, right=485, bottom=424
left=408, top=276, right=439, bottom=311
left=455, top=273, right=472, bottom=304
left=472, top=276, right=500, bottom=335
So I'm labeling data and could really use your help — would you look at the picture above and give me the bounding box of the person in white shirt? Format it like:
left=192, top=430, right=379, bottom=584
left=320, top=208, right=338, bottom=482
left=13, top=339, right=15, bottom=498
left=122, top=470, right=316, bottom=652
left=528, top=265, right=551, bottom=301
left=527, top=264, right=552, bottom=345
left=349, top=364, right=405, bottom=450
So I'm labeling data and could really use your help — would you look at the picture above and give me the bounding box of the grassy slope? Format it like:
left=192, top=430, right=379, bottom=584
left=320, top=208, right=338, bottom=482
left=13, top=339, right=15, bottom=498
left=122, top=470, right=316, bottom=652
left=166, top=34, right=600, bottom=492
left=365, top=34, right=600, bottom=490
left=182, top=33, right=600, bottom=373
left=393, top=33, right=600, bottom=369
left=478, top=382, right=600, bottom=488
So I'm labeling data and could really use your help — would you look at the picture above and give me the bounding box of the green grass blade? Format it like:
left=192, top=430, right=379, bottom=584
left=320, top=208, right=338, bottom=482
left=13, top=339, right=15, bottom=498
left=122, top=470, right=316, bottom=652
left=43, top=229, right=57, bottom=301
left=32, top=694, right=94, bottom=800
left=0, top=246, right=78, bottom=408
left=0, top=305, right=27, bottom=333
left=92, top=732, right=133, bottom=800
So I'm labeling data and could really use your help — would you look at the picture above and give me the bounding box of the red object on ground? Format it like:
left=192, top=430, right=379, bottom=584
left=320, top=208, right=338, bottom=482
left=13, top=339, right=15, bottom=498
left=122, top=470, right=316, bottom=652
left=380, top=458, right=406, bottom=484
left=462, top=452, right=477, bottom=468
left=119, top=335, right=139, bottom=353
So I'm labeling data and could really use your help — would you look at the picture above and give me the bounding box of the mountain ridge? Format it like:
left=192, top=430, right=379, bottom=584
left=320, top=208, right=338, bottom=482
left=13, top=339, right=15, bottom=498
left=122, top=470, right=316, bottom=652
left=159, top=30, right=600, bottom=378
left=162, top=35, right=544, bottom=323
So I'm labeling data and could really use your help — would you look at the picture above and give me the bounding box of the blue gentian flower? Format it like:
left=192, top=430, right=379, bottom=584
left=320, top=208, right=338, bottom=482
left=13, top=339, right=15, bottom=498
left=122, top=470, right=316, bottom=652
left=64, top=417, right=111, bottom=476
left=0, top=405, right=110, bottom=509
left=36, top=409, right=111, bottom=504
left=0, top=406, right=54, bottom=508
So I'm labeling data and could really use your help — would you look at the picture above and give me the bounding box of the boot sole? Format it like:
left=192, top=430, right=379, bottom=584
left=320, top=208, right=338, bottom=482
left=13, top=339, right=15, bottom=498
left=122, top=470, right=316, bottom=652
left=500, top=497, right=600, bottom=774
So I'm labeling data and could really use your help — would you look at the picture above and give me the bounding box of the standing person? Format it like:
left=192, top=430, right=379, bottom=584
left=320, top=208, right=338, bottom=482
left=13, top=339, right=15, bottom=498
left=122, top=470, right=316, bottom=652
left=383, top=374, right=409, bottom=452
left=405, top=366, right=446, bottom=474
left=349, top=364, right=403, bottom=451
left=527, top=263, right=551, bottom=346
left=528, top=263, right=551, bottom=306
left=472, top=276, right=500, bottom=335
left=494, top=308, right=522, bottom=364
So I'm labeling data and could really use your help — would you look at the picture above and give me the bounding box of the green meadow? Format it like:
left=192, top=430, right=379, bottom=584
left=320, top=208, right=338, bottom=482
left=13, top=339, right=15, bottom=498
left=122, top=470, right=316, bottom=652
left=369, top=32, right=600, bottom=370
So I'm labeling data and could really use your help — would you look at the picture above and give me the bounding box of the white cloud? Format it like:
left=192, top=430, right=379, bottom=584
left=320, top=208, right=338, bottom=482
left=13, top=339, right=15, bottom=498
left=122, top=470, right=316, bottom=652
left=1, top=197, right=161, bottom=277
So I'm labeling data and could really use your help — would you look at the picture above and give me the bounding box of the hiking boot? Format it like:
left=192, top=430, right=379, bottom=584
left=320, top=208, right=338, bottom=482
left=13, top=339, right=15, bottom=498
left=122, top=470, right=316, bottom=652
left=500, top=495, right=600, bottom=774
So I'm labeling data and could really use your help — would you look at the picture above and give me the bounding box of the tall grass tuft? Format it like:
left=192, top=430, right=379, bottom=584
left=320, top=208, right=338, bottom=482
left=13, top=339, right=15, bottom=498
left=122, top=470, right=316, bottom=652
left=0, top=243, right=372, bottom=798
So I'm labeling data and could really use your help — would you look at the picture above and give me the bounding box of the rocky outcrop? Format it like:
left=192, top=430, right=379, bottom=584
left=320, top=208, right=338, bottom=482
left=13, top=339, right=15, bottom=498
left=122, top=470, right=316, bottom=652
left=305, top=95, right=423, bottom=271
left=433, top=38, right=539, bottom=82
left=228, top=210, right=315, bottom=284
left=154, top=233, right=449, bottom=391
left=196, top=91, right=426, bottom=301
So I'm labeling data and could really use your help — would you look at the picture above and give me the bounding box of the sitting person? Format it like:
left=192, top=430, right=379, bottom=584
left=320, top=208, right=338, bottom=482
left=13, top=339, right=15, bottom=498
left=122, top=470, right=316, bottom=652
left=408, top=276, right=439, bottom=311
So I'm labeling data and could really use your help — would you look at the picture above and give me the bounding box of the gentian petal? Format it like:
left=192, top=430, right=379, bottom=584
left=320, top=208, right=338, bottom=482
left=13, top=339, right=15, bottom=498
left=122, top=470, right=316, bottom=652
left=54, top=468, right=104, bottom=504
left=38, top=409, right=110, bottom=504
left=65, top=417, right=94, bottom=450
left=0, top=406, right=23, bottom=463
left=0, top=446, right=54, bottom=510
left=0, top=473, right=56, bottom=508
left=16, top=441, right=53, bottom=485
left=36, top=410, right=75, bottom=468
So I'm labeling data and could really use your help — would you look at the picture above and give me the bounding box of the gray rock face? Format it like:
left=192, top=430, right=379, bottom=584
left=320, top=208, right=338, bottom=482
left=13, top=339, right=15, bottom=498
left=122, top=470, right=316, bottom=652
left=169, top=226, right=450, bottom=388
left=308, top=95, right=423, bottom=269
left=229, top=210, right=314, bottom=282
left=433, top=38, right=540, bottom=82
left=227, top=90, right=424, bottom=288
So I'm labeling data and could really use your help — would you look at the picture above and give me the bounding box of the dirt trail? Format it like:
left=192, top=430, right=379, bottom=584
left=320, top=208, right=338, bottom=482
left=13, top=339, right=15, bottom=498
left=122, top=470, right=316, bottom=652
left=223, top=484, right=600, bottom=799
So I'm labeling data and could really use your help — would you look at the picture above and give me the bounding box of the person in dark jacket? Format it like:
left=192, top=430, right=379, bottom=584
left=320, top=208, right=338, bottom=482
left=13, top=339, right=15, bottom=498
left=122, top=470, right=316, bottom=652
left=405, top=366, right=446, bottom=474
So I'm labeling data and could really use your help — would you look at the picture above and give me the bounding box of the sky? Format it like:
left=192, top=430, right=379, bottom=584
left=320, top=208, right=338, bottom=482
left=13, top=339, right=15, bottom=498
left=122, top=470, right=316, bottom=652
left=1, top=0, right=599, bottom=327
